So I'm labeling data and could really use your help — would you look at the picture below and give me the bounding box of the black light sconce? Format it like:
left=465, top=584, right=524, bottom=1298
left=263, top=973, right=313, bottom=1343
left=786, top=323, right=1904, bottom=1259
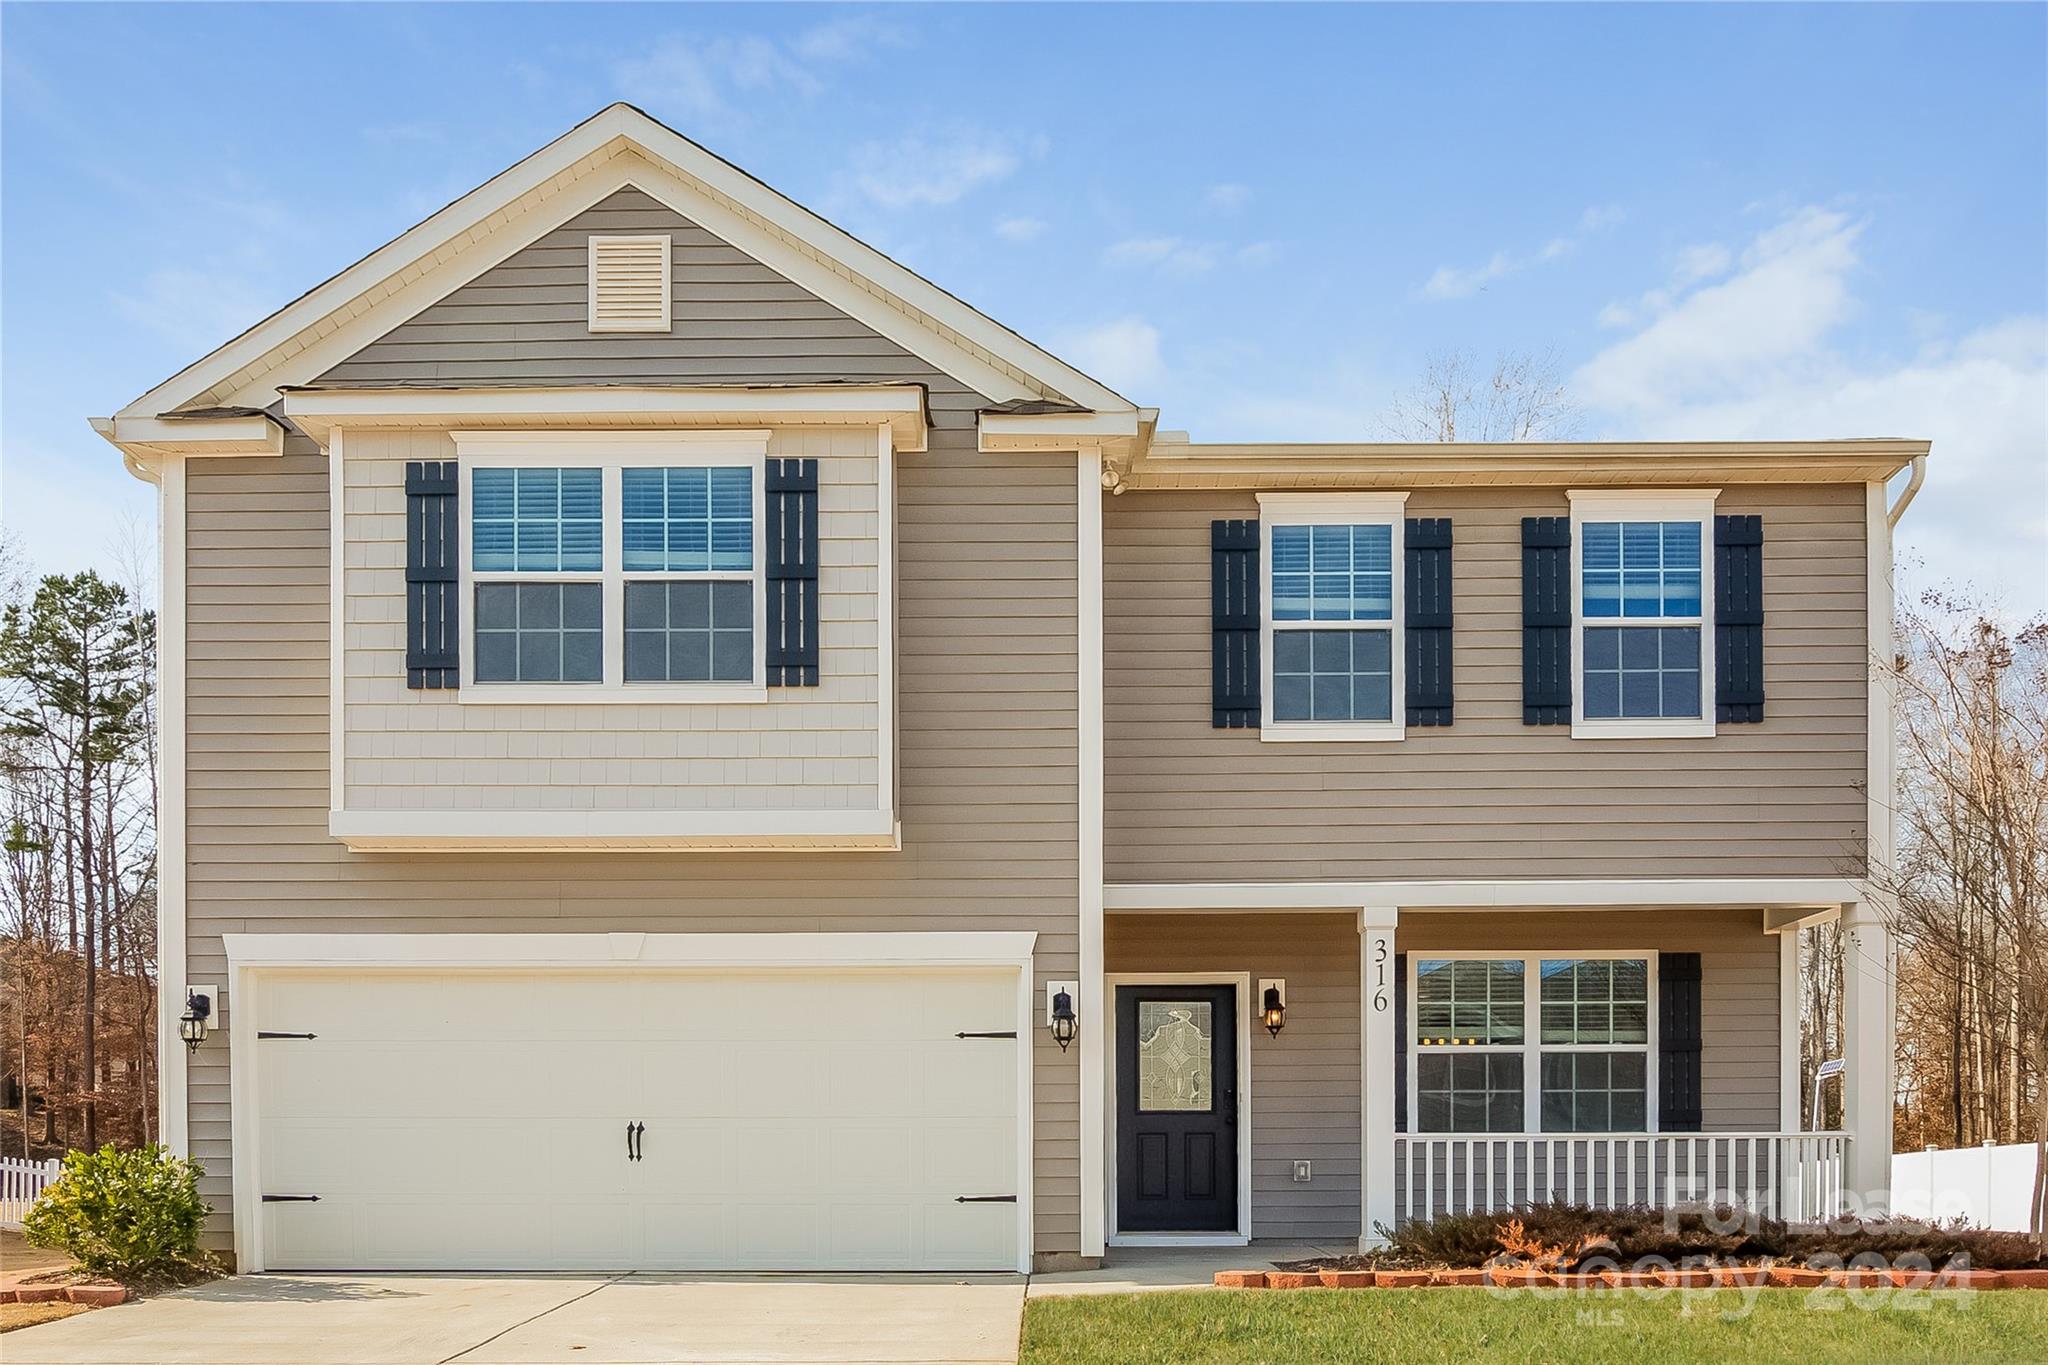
left=1259, top=979, right=1286, bottom=1037
left=178, top=989, right=214, bottom=1054
left=1047, top=981, right=1078, bottom=1052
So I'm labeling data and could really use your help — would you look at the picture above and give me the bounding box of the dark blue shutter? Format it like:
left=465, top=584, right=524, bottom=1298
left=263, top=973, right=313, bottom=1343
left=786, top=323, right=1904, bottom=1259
left=1715, top=515, right=1764, bottom=723
left=404, top=461, right=458, bottom=689
left=1393, top=952, right=1409, bottom=1133
left=1658, top=952, right=1704, bottom=1132
left=1521, top=516, right=1571, bottom=724
left=1405, top=518, right=1453, bottom=726
left=765, top=458, right=820, bottom=687
left=1211, top=519, right=1259, bottom=728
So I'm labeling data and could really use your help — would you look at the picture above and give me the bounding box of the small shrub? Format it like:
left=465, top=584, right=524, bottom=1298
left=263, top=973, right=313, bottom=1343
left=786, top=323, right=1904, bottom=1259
left=1382, top=1203, right=2048, bottom=1270
left=22, top=1144, right=212, bottom=1280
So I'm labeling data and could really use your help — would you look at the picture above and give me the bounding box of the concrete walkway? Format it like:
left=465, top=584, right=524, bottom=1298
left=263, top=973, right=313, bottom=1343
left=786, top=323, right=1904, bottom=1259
left=0, top=1271, right=1028, bottom=1364
left=0, top=1242, right=1322, bottom=1362
left=1028, top=1242, right=1347, bottom=1297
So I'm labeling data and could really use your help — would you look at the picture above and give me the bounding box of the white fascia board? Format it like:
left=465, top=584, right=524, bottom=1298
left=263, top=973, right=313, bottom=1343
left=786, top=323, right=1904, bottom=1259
left=121, top=104, right=1132, bottom=420
left=328, top=808, right=901, bottom=852
left=1104, top=877, right=1862, bottom=912
left=96, top=414, right=284, bottom=458
left=285, top=384, right=929, bottom=451
left=222, top=929, right=1037, bottom=971
left=979, top=409, right=1142, bottom=452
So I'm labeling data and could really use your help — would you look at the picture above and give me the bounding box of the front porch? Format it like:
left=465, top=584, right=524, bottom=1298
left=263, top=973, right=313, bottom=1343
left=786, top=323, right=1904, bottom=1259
left=1098, top=894, right=1886, bottom=1249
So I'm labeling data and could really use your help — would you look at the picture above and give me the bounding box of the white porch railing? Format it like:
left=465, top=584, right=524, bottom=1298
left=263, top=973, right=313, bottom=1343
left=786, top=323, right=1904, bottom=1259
left=1, top=1156, right=61, bottom=1229
left=1392, top=1132, right=1848, bottom=1227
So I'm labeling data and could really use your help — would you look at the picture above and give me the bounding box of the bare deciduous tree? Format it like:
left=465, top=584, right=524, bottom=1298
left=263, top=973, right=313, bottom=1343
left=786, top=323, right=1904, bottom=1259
left=1382, top=347, right=1582, bottom=442
left=1875, top=592, right=2048, bottom=1246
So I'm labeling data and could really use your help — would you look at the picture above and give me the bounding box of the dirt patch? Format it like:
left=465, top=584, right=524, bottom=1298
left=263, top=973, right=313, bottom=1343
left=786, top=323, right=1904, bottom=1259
left=0, top=1299, right=92, bottom=1332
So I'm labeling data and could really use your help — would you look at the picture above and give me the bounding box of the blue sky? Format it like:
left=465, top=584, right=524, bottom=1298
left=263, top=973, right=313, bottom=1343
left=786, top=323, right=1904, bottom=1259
left=4, top=2, right=2044, bottom=608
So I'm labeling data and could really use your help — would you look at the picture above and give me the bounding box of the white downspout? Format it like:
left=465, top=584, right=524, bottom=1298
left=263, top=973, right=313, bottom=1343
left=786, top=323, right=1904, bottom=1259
left=1886, top=453, right=1926, bottom=527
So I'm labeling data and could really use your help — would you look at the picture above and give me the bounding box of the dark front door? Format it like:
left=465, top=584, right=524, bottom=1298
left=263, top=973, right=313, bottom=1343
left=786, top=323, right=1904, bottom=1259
left=1116, top=984, right=1238, bottom=1233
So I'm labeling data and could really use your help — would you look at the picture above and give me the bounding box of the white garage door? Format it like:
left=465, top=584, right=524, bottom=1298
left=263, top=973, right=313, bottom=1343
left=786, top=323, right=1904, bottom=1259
left=250, top=968, right=1022, bottom=1271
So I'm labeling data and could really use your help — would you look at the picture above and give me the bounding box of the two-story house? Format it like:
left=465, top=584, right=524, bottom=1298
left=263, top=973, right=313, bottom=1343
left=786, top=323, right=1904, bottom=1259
left=96, top=105, right=1919, bottom=1274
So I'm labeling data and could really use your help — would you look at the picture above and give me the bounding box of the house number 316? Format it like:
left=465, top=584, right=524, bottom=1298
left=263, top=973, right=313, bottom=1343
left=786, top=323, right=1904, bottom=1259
left=1371, top=938, right=1391, bottom=1013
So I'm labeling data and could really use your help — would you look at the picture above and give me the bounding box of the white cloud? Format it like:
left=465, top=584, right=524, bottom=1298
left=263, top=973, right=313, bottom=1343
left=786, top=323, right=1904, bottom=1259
left=615, top=36, right=820, bottom=124
left=848, top=128, right=1020, bottom=208
left=1422, top=204, right=1623, bottom=300
left=613, top=19, right=906, bottom=128
left=995, top=217, right=1046, bottom=243
left=1052, top=317, right=1164, bottom=390
left=1422, top=251, right=1517, bottom=300
left=1205, top=182, right=1252, bottom=211
left=1103, top=236, right=1218, bottom=276
left=1576, top=208, right=1862, bottom=410
left=790, top=14, right=911, bottom=64
left=1236, top=241, right=1282, bottom=267
left=1574, top=207, right=2048, bottom=611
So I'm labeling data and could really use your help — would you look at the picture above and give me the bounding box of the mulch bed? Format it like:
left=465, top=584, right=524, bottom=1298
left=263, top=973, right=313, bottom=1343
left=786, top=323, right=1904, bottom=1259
left=1226, top=1262, right=2048, bottom=1290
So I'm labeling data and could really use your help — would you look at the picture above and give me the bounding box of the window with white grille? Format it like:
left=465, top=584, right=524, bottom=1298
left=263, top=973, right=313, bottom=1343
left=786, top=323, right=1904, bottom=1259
left=587, top=235, right=671, bottom=332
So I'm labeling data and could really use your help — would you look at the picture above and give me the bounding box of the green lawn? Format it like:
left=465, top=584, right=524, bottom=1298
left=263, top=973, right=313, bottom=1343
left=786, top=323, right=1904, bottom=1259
left=1020, top=1288, right=2048, bottom=1365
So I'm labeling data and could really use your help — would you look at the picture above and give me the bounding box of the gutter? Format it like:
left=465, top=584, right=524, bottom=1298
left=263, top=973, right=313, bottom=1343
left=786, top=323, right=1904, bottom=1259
left=1886, top=453, right=1927, bottom=527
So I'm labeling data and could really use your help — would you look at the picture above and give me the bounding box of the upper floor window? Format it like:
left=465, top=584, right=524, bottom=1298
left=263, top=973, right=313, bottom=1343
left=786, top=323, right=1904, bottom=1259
left=1257, top=492, right=1408, bottom=742
left=1410, top=954, right=1654, bottom=1135
left=455, top=432, right=767, bottom=703
left=1568, top=490, right=1717, bottom=740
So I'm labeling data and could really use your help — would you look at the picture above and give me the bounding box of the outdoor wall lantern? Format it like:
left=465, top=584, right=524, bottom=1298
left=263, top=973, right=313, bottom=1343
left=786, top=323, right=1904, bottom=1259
left=1259, top=979, right=1287, bottom=1037
left=178, top=989, right=213, bottom=1054
left=1046, top=981, right=1078, bottom=1052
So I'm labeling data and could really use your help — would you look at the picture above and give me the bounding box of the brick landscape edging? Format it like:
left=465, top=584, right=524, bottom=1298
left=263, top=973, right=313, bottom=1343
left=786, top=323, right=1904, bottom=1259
left=0, top=1284, right=129, bottom=1305
left=1214, top=1266, right=2048, bottom=1290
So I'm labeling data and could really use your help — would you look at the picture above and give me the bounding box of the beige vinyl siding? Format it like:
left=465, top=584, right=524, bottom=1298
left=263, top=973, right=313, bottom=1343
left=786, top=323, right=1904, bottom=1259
left=319, top=187, right=959, bottom=389
left=1106, top=913, right=1362, bottom=1242
left=339, top=426, right=880, bottom=812
left=1106, top=485, right=1867, bottom=883
left=1398, top=909, right=1781, bottom=1131
left=1104, top=908, right=1777, bottom=1241
left=181, top=191, right=1083, bottom=1258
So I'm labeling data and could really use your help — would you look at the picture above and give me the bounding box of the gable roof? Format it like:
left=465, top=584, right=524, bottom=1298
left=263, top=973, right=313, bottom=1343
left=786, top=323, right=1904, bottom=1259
left=113, top=103, right=1134, bottom=421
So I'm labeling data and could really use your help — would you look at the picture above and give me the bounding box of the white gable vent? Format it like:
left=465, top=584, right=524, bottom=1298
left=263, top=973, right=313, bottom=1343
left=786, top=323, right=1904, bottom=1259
left=587, top=234, right=671, bottom=332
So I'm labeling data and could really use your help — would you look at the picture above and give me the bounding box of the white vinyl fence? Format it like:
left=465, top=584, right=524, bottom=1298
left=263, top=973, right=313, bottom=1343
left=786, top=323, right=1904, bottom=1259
left=1892, top=1142, right=2044, bottom=1232
left=1, top=1156, right=61, bottom=1229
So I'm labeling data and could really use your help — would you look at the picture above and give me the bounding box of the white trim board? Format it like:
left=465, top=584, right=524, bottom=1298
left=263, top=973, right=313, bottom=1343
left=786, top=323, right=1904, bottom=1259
left=283, top=385, right=931, bottom=452
left=1105, top=878, right=1863, bottom=913
left=153, top=457, right=190, bottom=1154
left=1077, top=449, right=1108, bottom=1259
left=113, top=106, right=1134, bottom=421
left=221, top=930, right=1038, bottom=1275
left=326, top=808, right=901, bottom=852
left=1103, top=973, right=1254, bottom=1246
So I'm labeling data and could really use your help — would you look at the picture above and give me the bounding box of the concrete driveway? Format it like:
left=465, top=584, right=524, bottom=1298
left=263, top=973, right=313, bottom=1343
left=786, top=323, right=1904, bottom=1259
left=1, top=1271, right=1027, bottom=1364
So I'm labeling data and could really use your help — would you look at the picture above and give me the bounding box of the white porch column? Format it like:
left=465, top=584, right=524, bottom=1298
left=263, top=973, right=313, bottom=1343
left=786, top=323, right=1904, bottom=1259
left=1840, top=899, right=1895, bottom=1214
left=1360, top=906, right=1399, bottom=1247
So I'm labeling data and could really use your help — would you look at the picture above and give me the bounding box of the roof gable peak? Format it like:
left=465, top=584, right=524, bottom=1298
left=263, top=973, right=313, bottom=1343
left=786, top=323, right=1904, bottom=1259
left=115, top=103, right=1132, bottom=420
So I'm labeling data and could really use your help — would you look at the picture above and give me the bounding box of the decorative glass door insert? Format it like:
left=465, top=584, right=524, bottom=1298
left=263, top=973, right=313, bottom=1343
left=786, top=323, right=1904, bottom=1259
left=1135, top=1001, right=1214, bottom=1112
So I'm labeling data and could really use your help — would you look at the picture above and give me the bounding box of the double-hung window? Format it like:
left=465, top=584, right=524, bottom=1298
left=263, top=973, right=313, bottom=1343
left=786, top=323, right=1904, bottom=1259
left=1410, top=953, right=1656, bottom=1135
left=1257, top=492, right=1407, bottom=741
left=1569, top=490, right=1717, bottom=739
left=457, top=432, right=767, bottom=702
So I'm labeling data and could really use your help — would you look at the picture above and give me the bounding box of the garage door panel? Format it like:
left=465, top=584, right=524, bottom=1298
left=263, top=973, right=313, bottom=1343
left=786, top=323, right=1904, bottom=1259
left=726, top=1044, right=836, bottom=1119
left=253, top=966, right=1021, bottom=1272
